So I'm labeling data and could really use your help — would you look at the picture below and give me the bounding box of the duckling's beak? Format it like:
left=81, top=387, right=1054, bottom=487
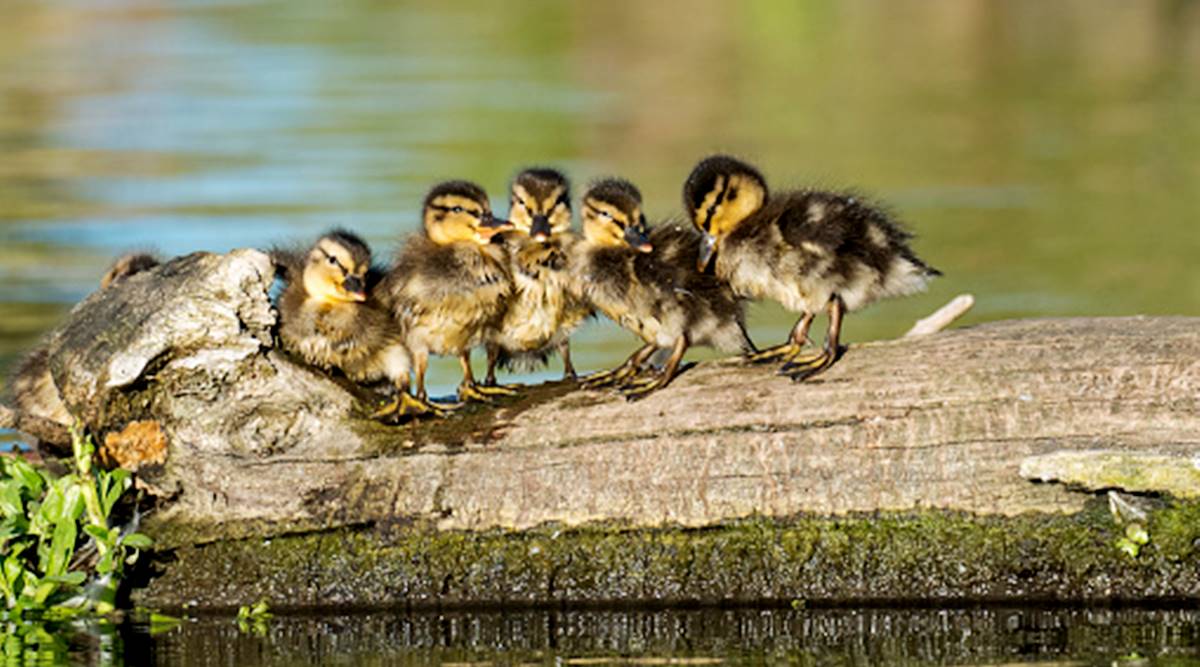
left=624, top=226, right=653, bottom=253
left=342, top=275, right=367, bottom=302
left=698, top=233, right=717, bottom=272
left=530, top=214, right=552, bottom=242
left=478, top=214, right=514, bottom=239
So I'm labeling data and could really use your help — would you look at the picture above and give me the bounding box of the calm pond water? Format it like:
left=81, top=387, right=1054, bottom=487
left=2, top=0, right=1199, bottom=663
left=2, top=0, right=1198, bottom=394
left=6, top=605, right=1200, bottom=666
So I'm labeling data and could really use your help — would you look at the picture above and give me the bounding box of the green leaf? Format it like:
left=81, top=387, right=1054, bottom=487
left=61, top=485, right=84, bottom=523
left=32, top=580, right=58, bottom=605
left=45, top=518, right=77, bottom=577
left=0, top=482, right=23, bottom=518
left=7, top=459, right=45, bottom=497
left=83, top=524, right=111, bottom=543
left=44, top=572, right=86, bottom=586
left=101, top=471, right=131, bottom=516
left=2, top=555, right=26, bottom=588
left=97, top=552, right=115, bottom=576
left=121, top=533, right=153, bottom=550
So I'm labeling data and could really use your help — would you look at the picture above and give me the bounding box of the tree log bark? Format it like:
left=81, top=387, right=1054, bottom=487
left=6, top=249, right=1199, bottom=607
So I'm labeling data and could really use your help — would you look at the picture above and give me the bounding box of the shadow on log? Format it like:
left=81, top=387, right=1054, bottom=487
left=4, top=249, right=1199, bottom=608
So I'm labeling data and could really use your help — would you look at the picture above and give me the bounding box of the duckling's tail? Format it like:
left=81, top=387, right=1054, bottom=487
left=496, top=347, right=555, bottom=373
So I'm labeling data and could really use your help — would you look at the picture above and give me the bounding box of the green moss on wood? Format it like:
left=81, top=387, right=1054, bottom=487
left=133, top=499, right=1200, bottom=610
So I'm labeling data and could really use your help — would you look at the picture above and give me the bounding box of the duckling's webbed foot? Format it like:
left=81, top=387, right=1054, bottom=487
left=746, top=342, right=804, bottom=364
left=582, top=344, right=656, bottom=389
left=748, top=312, right=816, bottom=365
left=477, top=382, right=521, bottom=396
left=620, top=336, right=689, bottom=401
left=619, top=372, right=673, bottom=401
left=457, top=381, right=517, bottom=403
left=778, top=347, right=842, bottom=382
left=580, top=364, right=640, bottom=389
left=779, top=296, right=844, bottom=383
left=373, top=393, right=456, bottom=422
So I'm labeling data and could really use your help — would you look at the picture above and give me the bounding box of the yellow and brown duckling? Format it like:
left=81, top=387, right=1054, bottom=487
left=683, top=155, right=941, bottom=381
left=6, top=251, right=161, bottom=437
left=378, top=180, right=515, bottom=404
left=275, top=230, right=444, bottom=419
left=572, top=177, right=754, bottom=400
left=484, top=167, right=592, bottom=385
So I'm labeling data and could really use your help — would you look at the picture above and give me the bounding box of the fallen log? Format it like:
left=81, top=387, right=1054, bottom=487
left=7, top=249, right=1199, bottom=608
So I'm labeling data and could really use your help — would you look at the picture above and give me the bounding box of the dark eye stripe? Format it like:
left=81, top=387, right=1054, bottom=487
left=317, top=248, right=348, bottom=274
left=431, top=204, right=482, bottom=216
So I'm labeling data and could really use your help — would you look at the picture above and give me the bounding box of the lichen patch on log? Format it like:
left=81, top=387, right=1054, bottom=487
left=1021, top=450, right=1200, bottom=498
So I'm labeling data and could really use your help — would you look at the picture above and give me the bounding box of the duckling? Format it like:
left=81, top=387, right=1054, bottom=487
left=683, top=155, right=941, bottom=381
left=274, top=229, right=444, bottom=419
left=100, top=252, right=161, bottom=289
left=6, top=251, right=161, bottom=439
left=572, top=178, right=754, bottom=400
left=484, top=167, right=592, bottom=385
left=378, top=180, right=515, bottom=404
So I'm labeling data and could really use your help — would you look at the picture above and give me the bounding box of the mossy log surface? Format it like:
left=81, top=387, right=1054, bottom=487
left=4, top=249, right=1199, bottom=608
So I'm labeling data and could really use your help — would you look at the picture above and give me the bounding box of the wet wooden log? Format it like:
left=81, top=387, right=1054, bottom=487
left=5, top=249, right=1199, bottom=607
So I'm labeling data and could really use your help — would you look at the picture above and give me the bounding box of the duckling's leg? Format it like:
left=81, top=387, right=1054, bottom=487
left=413, top=351, right=430, bottom=401
left=484, top=343, right=501, bottom=386
left=481, top=343, right=524, bottom=393
left=581, top=344, right=656, bottom=389
left=780, top=296, right=845, bottom=382
left=621, top=335, right=689, bottom=401
left=458, top=351, right=518, bottom=403
left=746, top=312, right=815, bottom=364
left=559, top=341, right=577, bottom=381
left=371, top=346, right=457, bottom=420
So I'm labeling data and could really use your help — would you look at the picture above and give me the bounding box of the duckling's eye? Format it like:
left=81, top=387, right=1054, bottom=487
left=599, top=210, right=612, bottom=220
left=326, top=255, right=338, bottom=266
left=726, top=187, right=738, bottom=202
left=451, top=206, right=464, bottom=214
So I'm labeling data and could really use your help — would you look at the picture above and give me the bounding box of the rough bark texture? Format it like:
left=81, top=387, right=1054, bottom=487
left=4, top=249, right=1198, bottom=607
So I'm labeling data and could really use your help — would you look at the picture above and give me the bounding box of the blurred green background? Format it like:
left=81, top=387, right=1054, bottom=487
left=1, top=0, right=1198, bottom=396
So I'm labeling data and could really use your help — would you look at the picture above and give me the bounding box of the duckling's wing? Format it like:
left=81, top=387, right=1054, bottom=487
left=382, top=235, right=508, bottom=322
left=267, top=245, right=306, bottom=281
left=647, top=220, right=703, bottom=274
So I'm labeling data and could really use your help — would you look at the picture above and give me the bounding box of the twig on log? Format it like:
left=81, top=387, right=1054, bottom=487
left=904, top=294, right=975, bottom=337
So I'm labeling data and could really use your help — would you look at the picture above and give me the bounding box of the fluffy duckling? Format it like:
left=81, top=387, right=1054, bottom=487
left=378, top=181, right=515, bottom=403
left=6, top=251, right=161, bottom=439
left=100, top=252, right=161, bottom=289
left=276, top=230, right=443, bottom=419
left=485, top=167, right=591, bottom=385
left=683, top=155, right=940, bottom=381
left=572, top=178, right=754, bottom=400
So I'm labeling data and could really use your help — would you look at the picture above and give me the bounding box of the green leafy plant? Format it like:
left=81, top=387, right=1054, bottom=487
left=0, top=424, right=151, bottom=616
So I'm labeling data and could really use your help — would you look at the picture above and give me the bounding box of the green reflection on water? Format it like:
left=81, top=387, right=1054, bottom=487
left=0, top=0, right=1197, bottom=391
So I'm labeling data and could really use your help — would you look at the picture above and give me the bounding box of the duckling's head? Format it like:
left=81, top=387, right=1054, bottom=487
left=682, top=155, right=768, bottom=271
left=100, top=252, right=160, bottom=289
left=509, top=167, right=571, bottom=242
left=581, top=178, right=652, bottom=253
left=423, top=180, right=512, bottom=246
left=303, top=229, right=371, bottom=303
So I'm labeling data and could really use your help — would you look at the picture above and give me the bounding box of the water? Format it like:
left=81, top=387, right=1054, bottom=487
left=2, top=0, right=1198, bottom=394
left=5, top=605, right=1200, bottom=666
left=2, top=0, right=1199, bottom=661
